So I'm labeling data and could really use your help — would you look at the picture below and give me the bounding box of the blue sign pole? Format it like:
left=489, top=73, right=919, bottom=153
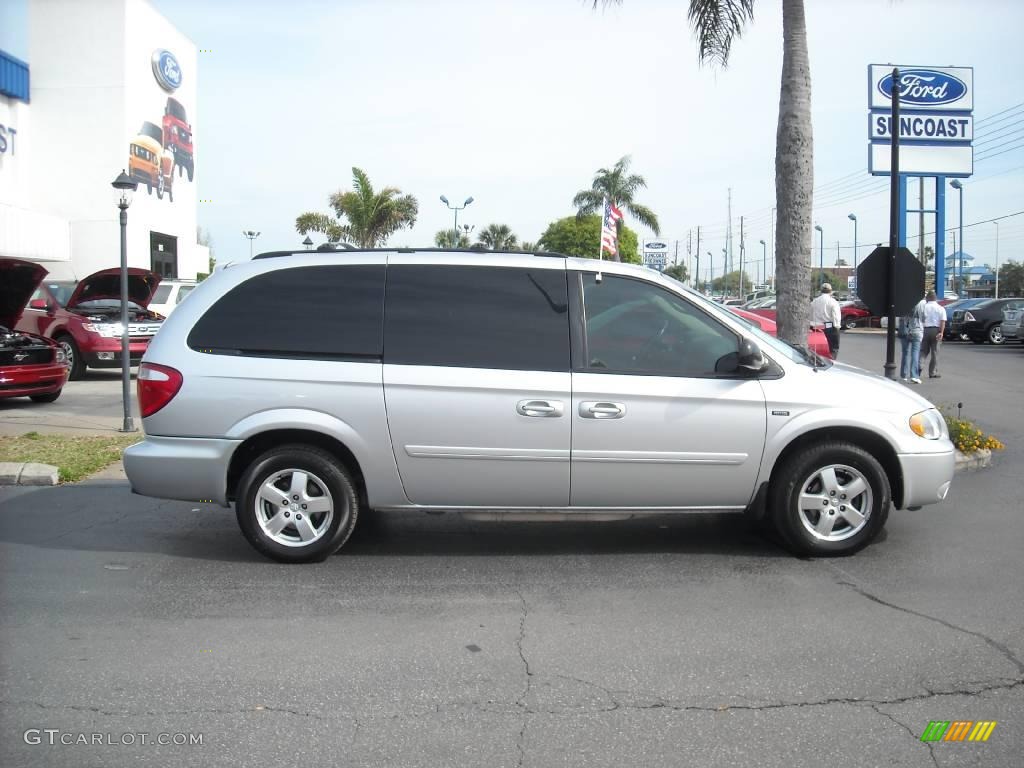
left=935, top=176, right=946, bottom=295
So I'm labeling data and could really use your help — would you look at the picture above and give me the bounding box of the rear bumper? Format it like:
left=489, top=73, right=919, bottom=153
left=0, top=363, right=68, bottom=398
left=123, top=435, right=241, bottom=506
left=897, top=449, right=955, bottom=509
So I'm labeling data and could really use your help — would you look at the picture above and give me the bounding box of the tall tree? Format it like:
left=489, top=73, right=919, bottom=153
left=296, top=167, right=418, bottom=248
left=475, top=223, right=519, bottom=252
left=594, top=1, right=812, bottom=344
left=572, top=155, right=660, bottom=262
left=538, top=215, right=640, bottom=264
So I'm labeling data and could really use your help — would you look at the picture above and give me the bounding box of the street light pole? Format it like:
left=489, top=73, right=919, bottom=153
left=440, top=195, right=474, bottom=247
left=705, top=251, right=712, bottom=295
left=243, top=230, right=261, bottom=259
left=112, top=170, right=138, bottom=433
left=993, top=220, right=1000, bottom=298
left=848, top=213, right=858, bottom=273
left=950, top=180, right=964, bottom=296
left=759, top=239, right=766, bottom=286
left=814, top=224, right=824, bottom=291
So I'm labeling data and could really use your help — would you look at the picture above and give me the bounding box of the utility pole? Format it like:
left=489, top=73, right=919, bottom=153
left=726, top=188, right=733, bottom=275
left=695, top=226, right=702, bottom=289
left=739, top=215, right=745, bottom=299
left=673, top=240, right=679, bottom=269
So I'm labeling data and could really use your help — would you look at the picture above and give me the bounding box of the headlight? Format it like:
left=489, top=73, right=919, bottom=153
left=909, top=409, right=945, bottom=440
left=81, top=323, right=124, bottom=338
left=55, top=349, right=68, bottom=365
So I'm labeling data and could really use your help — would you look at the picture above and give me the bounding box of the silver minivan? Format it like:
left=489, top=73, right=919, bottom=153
left=123, top=250, right=955, bottom=562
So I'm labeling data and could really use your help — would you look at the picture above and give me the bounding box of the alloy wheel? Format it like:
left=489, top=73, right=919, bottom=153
left=254, top=469, right=335, bottom=548
left=796, top=463, right=873, bottom=542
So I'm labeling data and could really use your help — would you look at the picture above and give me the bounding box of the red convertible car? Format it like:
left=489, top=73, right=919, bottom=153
left=730, top=307, right=833, bottom=359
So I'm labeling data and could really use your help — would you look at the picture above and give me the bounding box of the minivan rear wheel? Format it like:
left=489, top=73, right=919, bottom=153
left=236, top=445, right=359, bottom=563
left=770, top=441, right=890, bottom=556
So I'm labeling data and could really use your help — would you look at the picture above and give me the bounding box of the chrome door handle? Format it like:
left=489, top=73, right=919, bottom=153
left=579, top=401, right=626, bottom=419
left=516, top=399, right=564, bottom=417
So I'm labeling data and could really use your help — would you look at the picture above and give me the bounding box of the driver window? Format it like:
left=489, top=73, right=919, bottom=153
left=582, top=273, right=738, bottom=376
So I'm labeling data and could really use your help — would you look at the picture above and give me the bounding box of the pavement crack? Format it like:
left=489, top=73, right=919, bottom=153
left=832, top=574, right=1024, bottom=676
left=513, top=589, right=532, bottom=768
left=869, top=704, right=940, bottom=768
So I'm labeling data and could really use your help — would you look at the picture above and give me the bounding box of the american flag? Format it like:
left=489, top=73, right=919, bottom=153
left=600, top=197, right=624, bottom=257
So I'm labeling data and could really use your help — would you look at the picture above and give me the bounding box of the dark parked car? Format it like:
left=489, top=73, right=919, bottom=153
left=959, top=298, right=1024, bottom=345
left=16, top=267, right=163, bottom=379
left=0, top=259, right=70, bottom=402
left=945, top=298, right=993, bottom=341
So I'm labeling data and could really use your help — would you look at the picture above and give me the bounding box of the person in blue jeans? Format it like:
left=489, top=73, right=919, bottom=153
left=898, top=298, right=926, bottom=383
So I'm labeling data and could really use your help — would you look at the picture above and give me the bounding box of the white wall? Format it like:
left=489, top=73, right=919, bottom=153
left=22, top=0, right=203, bottom=278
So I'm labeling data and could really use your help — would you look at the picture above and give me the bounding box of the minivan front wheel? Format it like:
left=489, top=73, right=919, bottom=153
left=771, top=441, right=890, bottom=556
left=236, top=445, right=359, bottom=563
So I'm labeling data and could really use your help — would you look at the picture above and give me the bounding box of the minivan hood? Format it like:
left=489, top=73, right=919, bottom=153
left=792, top=358, right=936, bottom=414
left=0, top=258, right=48, bottom=328
left=66, top=268, right=162, bottom=308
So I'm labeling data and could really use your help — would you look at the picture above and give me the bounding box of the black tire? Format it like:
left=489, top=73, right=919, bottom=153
left=56, top=334, right=85, bottom=380
left=235, top=444, right=359, bottom=563
left=988, top=324, right=1004, bottom=345
left=770, top=441, right=890, bottom=557
left=843, top=318, right=857, bottom=330
left=30, top=390, right=62, bottom=403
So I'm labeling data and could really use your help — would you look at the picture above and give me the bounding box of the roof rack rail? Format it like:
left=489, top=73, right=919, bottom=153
left=253, top=247, right=570, bottom=260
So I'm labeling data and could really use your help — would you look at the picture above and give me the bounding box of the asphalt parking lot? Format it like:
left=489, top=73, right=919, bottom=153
left=1, top=333, right=1021, bottom=767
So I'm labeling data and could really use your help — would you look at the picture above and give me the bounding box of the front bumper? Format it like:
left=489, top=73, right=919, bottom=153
left=82, top=338, right=153, bottom=367
left=0, top=363, right=69, bottom=399
left=123, top=436, right=241, bottom=507
left=897, top=449, right=956, bottom=509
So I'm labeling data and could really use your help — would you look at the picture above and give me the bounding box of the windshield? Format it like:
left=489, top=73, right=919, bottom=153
left=45, top=282, right=77, bottom=307
left=662, top=275, right=816, bottom=366
left=73, top=299, right=147, bottom=311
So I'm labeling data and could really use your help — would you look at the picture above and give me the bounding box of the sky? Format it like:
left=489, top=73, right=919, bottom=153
left=10, top=0, right=1024, bottom=277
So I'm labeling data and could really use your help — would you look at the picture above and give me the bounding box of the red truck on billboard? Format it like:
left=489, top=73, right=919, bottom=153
left=162, top=96, right=194, bottom=182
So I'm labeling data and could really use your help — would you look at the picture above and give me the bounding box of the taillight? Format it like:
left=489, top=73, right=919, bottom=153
left=964, top=311, right=975, bottom=322
left=137, top=362, right=183, bottom=417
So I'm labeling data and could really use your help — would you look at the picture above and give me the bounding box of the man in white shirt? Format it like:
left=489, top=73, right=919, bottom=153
left=810, top=283, right=842, bottom=358
left=921, top=290, right=947, bottom=378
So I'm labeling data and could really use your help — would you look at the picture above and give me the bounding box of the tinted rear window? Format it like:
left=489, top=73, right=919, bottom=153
left=152, top=285, right=172, bottom=304
left=188, top=265, right=385, bottom=359
left=384, top=265, right=569, bottom=371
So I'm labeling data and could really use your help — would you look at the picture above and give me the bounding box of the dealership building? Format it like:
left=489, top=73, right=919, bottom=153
left=0, top=0, right=207, bottom=282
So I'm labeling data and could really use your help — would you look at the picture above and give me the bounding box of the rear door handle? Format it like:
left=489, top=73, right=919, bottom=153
left=516, top=399, right=564, bottom=417
left=579, top=401, right=626, bottom=419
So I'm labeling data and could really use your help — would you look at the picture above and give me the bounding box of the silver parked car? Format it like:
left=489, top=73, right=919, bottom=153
left=123, top=250, right=956, bottom=562
left=1001, top=304, right=1023, bottom=342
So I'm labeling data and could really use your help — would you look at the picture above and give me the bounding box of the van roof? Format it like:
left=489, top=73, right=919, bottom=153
left=252, top=247, right=571, bottom=261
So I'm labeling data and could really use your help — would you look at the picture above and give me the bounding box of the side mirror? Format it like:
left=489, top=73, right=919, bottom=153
left=29, top=299, right=48, bottom=310
left=737, top=338, right=768, bottom=373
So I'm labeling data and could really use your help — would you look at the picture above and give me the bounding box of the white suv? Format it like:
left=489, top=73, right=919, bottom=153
left=149, top=279, right=197, bottom=318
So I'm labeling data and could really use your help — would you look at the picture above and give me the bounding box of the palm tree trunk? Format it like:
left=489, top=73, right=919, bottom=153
left=774, top=0, right=813, bottom=345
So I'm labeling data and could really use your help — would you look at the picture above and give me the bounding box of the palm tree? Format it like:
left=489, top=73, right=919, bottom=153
left=296, top=167, right=418, bottom=248
left=572, top=155, right=660, bottom=262
left=593, top=0, right=811, bottom=344
left=435, top=229, right=471, bottom=248
left=520, top=241, right=538, bottom=252
left=475, top=223, right=519, bottom=252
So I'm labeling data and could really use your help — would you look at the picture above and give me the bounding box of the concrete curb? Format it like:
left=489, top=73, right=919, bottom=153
left=955, top=448, right=992, bottom=472
left=0, top=462, right=60, bottom=486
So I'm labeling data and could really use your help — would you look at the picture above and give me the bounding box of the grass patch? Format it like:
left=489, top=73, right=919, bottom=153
left=0, top=431, right=142, bottom=483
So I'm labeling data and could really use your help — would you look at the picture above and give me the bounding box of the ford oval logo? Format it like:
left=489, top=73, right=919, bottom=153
left=151, top=49, right=182, bottom=93
left=645, top=241, right=667, bottom=250
left=878, top=69, right=967, bottom=106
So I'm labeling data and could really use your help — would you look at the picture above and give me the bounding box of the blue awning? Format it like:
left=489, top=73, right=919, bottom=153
left=0, top=49, right=29, bottom=103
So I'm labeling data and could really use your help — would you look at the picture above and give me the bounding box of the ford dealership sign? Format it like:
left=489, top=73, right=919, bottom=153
left=869, top=64, right=971, bottom=112
left=151, top=49, right=182, bottom=93
left=877, top=70, right=967, bottom=107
